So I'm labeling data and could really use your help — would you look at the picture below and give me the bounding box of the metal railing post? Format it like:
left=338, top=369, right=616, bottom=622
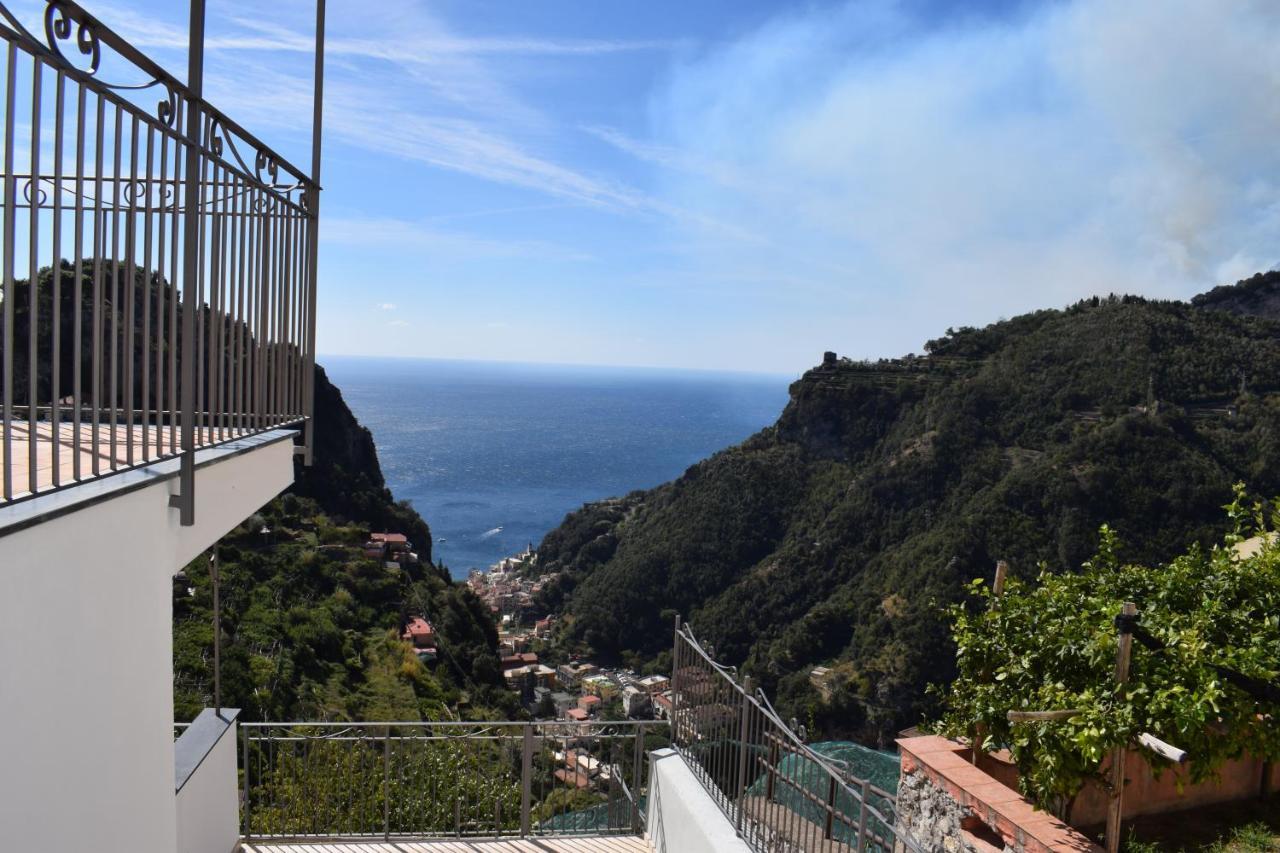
left=170, top=0, right=207, bottom=525
left=210, top=549, right=221, bottom=715
left=302, top=0, right=326, bottom=466
left=824, top=775, right=837, bottom=840
left=765, top=734, right=778, bottom=801
left=631, top=722, right=645, bottom=833
left=856, top=777, right=869, bottom=850
left=671, top=615, right=682, bottom=749
left=241, top=725, right=251, bottom=839
left=520, top=723, right=533, bottom=836
left=735, top=677, right=752, bottom=836
left=382, top=725, right=392, bottom=840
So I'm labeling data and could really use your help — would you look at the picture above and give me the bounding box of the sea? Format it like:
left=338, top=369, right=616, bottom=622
left=323, top=356, right=793, bottom=579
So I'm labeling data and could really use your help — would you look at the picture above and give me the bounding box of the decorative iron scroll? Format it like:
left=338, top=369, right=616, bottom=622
left=43, top=1, right=99, bottom=75
left=0, top=0, right=314, bottom=201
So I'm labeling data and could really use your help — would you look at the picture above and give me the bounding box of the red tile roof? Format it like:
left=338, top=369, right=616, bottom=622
left=402, top=618, right=435, bottom=648
left=554, top=768, right=591, bottom=789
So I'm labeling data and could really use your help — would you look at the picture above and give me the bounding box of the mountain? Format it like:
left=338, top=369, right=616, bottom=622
left=534, top=278, right=1280, bottom=746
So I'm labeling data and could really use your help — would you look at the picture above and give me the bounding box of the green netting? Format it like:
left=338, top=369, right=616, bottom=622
left=536, top=796, right=642, bottom=833
left=808, top=741, right=901, bottom=793
left=744, top=741, right=900, bottom=847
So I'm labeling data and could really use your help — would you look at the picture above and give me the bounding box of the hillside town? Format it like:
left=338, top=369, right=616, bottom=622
left=464, top=549, right=675, bottom=728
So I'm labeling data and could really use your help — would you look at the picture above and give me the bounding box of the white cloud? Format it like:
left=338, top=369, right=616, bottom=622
left=376, top=303, right=397, bottom=311
left=634, top=0, right=1280, bottom=356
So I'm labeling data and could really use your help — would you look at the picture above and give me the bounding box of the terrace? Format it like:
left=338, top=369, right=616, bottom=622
left=158, top=625, right=920, bottom=853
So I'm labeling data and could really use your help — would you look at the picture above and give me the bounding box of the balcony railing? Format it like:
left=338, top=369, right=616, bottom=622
left=671, top=620, right=926, bottom=853
left=238, top=720, right=665, bottom=843
left=0, top=0, right=321, bottom=522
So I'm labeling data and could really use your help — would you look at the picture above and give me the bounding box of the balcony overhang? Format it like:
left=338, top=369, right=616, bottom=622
left=0, top=428, right=297, bottom=541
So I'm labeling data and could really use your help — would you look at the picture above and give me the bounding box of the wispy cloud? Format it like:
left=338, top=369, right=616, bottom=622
left=69, top=3, right=677, bottom=58
left=376, top=303, right=397, bottom=311
left=633, top=0, right=1280, bottom=357
left=323, top=216, right=595, bottom=262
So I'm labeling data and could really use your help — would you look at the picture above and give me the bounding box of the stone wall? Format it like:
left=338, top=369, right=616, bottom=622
left=896, top=736, right=1100, bottom=853
left=898, top=767, right=1011, bottom=853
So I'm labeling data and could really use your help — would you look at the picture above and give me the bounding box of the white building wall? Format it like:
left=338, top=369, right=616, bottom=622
left=0, top=436, right=294, bottom=853
left=646, top=748, right=752, bottom=853
left=176, top=712, right=241, bottom=853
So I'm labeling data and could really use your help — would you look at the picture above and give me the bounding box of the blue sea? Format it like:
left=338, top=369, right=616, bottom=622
left=322, top=357, right=792, bottom=578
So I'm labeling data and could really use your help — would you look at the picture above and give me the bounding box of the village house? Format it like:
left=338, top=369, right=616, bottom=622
left=653, top=690, right=673, bottom=720
left=637, top=674, right=670, bottom=696
left=809, top=666, right=835, bottom=702
left=622, top=685, right=651, bottom=718
left=500, top=651, right=538, bottom=671
left=556, top=661, right=597, bottom=689
left=577, top=695, right=602, bottom=716
left=581, top=673, right=620, bottom=700
left=503, top=663, right=557, bottom=693
left=364, top=532, right=415, bottom=566
left=401, top=617, right=435, bottom=648
left=399, top=617, right=437, bottom=662
left=550, top=692, right=576, bottom=716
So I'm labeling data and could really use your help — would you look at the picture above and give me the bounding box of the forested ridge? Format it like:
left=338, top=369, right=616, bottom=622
left=533, top=274, right=1280, bottom=746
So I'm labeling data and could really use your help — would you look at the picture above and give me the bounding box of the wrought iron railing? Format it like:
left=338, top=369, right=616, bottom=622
left=0, top=0, right=322, bottom=522
left=238, top=720, right=666, bottom=842
left=671, top=620, right=925, bottom=852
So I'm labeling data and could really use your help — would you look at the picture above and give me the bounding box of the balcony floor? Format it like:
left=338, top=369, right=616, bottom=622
left=1, top=420, right=249, bottom=500
left=242, top=839, right=651, bottom=852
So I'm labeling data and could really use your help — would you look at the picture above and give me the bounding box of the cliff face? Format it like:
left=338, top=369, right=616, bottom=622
left=535, top=277, right=1280, bottom=745
left=292, top=364, right=432, bottom=564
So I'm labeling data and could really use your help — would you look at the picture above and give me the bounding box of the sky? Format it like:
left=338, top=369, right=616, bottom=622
left=7, top=0, right=1280, bottom=373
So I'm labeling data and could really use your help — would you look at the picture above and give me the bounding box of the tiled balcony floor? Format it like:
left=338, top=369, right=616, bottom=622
left=0, top=420, right=251, bottom=500
left=241, top=838, right=651, bottom=852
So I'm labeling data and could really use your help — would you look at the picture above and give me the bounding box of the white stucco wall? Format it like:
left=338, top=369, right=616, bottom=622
left=646, top=748, right=752, bottom=853
left=0, top=435, right=294, bottom=853
left=176, top=711, right=241, bottom=853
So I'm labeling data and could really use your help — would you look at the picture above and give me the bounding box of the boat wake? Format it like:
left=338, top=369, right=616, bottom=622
left=479, top=526, right=503, bottom=539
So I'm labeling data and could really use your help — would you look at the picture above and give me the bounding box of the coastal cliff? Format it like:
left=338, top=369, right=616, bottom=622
left=173, top=365, right=509, bottom=722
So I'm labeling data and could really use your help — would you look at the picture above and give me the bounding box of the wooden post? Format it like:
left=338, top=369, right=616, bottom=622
left=1105, top=602, right=1137, bottom=853
left=992, top=559, right=1009, bottom=597
left=973, top=560, right=1009, bottom=764
left=1007, top=709, right=1083, bottom=723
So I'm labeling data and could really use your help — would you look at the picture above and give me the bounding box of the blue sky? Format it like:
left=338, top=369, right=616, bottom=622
left=10, top=0, right=1280, bottom=373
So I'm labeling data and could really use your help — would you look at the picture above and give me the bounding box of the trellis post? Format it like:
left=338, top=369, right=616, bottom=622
left=1105, top=602, right=1137, bottom=853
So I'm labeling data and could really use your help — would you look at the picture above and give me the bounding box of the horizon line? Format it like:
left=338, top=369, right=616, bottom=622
left=315, top=351, right=803, bottom=380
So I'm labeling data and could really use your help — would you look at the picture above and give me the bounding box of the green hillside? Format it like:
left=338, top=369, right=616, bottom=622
left=534, top=280, right=1280, bottom=746
left=173, top=366, right=513, bottom=722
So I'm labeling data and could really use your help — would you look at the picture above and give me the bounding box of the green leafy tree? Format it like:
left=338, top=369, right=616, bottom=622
left=938, top=486, right=1280, bottom=811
